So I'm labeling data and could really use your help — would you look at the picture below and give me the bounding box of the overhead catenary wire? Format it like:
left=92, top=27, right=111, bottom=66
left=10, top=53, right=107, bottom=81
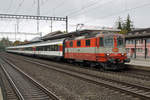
left=14, top=0, right=25, bottom=14
left=82, top=2, right=150, bottom=24
left=68, top=0, right=114, bottom=18
left=5, top=0, right=14, bottom=13
left=43, top=0, right=67, bottom=16
left=64, top=0, right=103, bottom=16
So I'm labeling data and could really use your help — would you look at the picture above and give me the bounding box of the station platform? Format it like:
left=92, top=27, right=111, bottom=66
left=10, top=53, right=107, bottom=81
left=0, top=87, right=3, bottom=100
left=126, top=58, right=150, bottom=71
left=127, top=58, right=150, bottom=67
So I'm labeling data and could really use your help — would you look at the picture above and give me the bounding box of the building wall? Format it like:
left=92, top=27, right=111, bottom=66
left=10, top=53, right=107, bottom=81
left=126, top=39, right=150, bottom=58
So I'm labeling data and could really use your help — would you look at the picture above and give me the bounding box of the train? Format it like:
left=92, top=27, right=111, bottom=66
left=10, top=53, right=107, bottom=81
left=6, top=31, right=130, bottom=70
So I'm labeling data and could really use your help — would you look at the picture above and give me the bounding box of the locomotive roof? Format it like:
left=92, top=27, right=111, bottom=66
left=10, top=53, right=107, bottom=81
left=67, top=32, right=124, bottom=40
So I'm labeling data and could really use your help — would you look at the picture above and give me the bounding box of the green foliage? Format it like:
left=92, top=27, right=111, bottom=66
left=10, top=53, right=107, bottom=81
left=117, top=17, right=122, bottom=30
left=0, top=38, right=13, bottom=51
left=125, top=14, right=133, bottom=32
left=116, top=14, right=133, bottom=34
left=13, top=40, right=21, bottom=46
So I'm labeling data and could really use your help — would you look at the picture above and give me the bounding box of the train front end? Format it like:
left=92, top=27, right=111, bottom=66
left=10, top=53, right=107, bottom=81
left=97, top=34, right=130, bottom=70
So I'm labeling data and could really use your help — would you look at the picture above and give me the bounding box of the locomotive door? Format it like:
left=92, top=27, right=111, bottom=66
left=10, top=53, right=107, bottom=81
left=96, top=37, right=104, bottom=61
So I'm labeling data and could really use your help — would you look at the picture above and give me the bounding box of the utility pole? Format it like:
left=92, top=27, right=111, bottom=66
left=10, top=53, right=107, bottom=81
left=50, top=20, right=52, bottom=32
left=37, top=0, right=41, bottom=37
left=15, top=24, right=17, bottom=41
left=16, top=18, right=19, bottom=35
left=66, top=16, right=68, bottom=33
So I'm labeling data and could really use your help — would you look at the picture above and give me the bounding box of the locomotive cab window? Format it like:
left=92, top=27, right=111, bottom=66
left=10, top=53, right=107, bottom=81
left=104, top=36, right=113, bottom=47
left=86, top=40, right=90, bottom=46
left=70, top=41, right=73, bottom=47
left=99, top=37, right=104, bottom=47
left=77, top=40, right=81, bottom=47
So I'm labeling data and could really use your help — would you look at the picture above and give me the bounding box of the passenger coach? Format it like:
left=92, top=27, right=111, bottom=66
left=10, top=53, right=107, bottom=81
left=6, top=39, right=64, bottom=59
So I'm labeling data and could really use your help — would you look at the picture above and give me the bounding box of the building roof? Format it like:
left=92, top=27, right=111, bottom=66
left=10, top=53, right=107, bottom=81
left=131, top=28, right=150, bottom=33
left=41, top=29, right=120, bottom=41
left=42, top=31, right=64, bottom=41
left=125, top=28, right=150, bottom=39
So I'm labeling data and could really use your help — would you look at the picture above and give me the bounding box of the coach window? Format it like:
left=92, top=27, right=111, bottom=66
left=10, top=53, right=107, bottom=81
left=39, top=46, right=42, bottom=51
left=54, top=45, right=56, bottom=51
left=52, top=45, right=54, bottom=51
left=100, top=37, right=104, bottom=47
left=30, top=47, right=32, bottom=51
left=47, top=46, right=49, bottom=51
left=49, top=45, right=51, bottom=51
left=77, top=40, right=81, bottom=47
left=46, top=46, right=48, bottom=51
left=38, top=47, right=40, bottom=51
left=43, top=46, right=45, bottom=51
left=54, top=45, right=58, bottom=51
left=37, top=47, right=40, bottom=51
left=45, top=46, right=48, bottom=51
left=70, top=41, right=73, bottom=47
left=86, top=40, right=90, bottom=46
left=45, top=46, right=47, bottom=51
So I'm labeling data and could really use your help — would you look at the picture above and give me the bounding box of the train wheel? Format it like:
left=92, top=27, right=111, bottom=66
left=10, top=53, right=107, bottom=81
left=101, top=63, right=108, bottom=70
left=83, top=61, right=89, bottom=67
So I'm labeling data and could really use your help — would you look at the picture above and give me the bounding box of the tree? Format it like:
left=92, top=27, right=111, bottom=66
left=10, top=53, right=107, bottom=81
left=13, top=40, right=21, bottom=46
left=116, top=14, right=133, bottom=34
left=116, top=17, right=122, bottom=30
left=0, top=38, right=13, bottom=51
left=125, top=14, right=133, bottom=32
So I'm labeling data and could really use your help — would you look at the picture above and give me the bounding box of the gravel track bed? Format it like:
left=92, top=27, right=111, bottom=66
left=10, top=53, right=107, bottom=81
left=2, top=53, right=139, bottom=100
left=1, top=58, right=55, bottom=100
left=6, top=53, right=150, bottom=89
left=0, top=59, right=19, bottom=100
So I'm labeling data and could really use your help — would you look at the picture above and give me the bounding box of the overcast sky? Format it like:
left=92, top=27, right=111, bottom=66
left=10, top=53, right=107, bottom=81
left=0, top=0, right=150, bottom=41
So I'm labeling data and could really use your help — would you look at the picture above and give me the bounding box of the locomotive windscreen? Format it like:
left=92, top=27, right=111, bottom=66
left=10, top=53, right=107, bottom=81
left=104, top=36, right=114, bottom=47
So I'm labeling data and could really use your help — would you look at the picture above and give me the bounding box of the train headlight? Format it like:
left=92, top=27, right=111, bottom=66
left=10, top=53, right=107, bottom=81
left=106, top=53, right=110, bottom=56
left=124, top=53, right=127, bottom=56
left=121, top=53, right=127, bottom=56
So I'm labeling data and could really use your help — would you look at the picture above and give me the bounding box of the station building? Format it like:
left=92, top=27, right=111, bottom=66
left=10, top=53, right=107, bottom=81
left=125, top=28, right=150, bottom=59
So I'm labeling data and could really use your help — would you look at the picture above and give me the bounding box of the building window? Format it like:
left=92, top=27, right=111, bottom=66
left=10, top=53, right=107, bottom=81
left=140, top=39, right=143, bottom=44
left=86, top=40, right=90, bottom=46
left=147, top=39, right=150, bottom=43
left=126, top=48, right=129, bottom=53
left=132, top=40, right=134, bottom=44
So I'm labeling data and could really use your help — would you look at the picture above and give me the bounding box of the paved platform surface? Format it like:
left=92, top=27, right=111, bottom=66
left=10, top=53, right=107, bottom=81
left=126, top=58, right=150, bottom=67
left=0, top=87, right=3, bottom=100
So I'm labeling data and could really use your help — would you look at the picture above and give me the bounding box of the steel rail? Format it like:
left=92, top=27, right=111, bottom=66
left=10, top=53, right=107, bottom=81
left=17, top=56, right=150, bottom=100
left=0, top=64, right=25, bottom=100
left=2, top=58, right=60, bottom=100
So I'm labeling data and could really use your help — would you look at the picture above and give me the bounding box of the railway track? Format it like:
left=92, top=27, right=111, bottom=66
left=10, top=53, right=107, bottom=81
left=0, top=58, right=60, bottom=100
left=6, top=53, right=150, bottom=81
left=4, top=55, right=150, bottom=100
left=0, top=63, right=19, bottom=100
left=109, top=69, right=150, bottom=81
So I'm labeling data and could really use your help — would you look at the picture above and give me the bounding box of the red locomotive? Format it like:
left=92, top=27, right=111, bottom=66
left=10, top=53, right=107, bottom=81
left=64, top=33, right=130, bottom=70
